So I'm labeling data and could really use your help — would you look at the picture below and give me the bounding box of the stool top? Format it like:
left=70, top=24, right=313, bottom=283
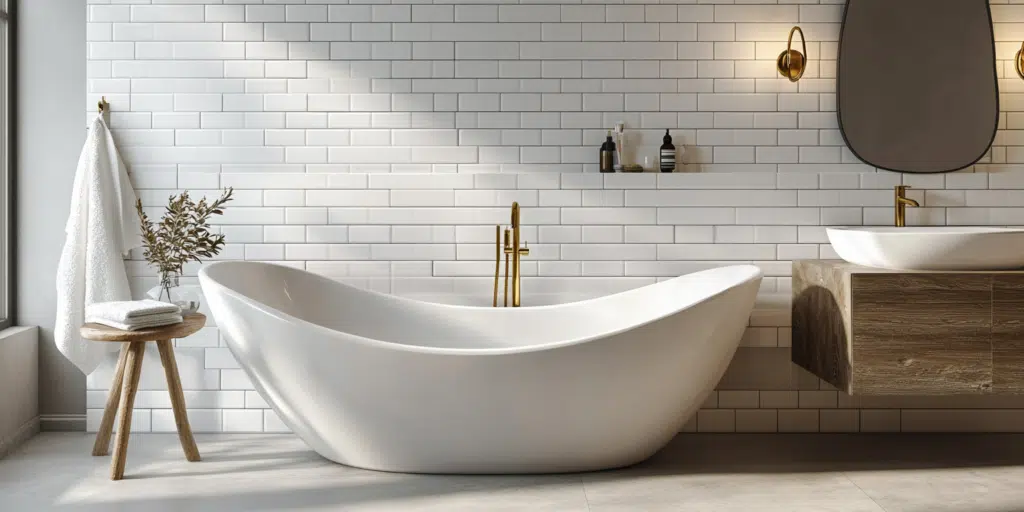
left=80, top=313, right=206, bottom=342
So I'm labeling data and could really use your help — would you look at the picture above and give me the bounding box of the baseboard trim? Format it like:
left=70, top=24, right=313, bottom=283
left=40, top=413, right=85, bottom=432
left=0, top=416, right=40, bottom=459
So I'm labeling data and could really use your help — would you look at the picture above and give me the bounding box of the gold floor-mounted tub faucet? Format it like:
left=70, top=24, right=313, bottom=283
left=493, top=202, right=530, bottom=307
left=894, top=185, right=920, bottom=227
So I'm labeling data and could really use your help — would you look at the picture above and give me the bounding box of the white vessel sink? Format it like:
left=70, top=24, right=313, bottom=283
left=826, top=227, right=1024, bottom=271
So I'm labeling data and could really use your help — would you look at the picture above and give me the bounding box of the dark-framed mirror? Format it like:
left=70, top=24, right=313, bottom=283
left=838, top=0, right=999, bottom=174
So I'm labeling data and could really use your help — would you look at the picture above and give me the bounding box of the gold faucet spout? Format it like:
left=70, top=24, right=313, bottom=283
left=894, top=185, right=919, bottom=227
left=502, top=202, right=529, bottom=307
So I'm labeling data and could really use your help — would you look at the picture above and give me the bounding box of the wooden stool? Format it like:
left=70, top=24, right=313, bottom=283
left=80, top=313, right=206, bottom=480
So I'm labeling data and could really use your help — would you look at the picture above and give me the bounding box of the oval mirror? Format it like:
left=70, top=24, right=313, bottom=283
left=838, top=0, right=998, bottom=174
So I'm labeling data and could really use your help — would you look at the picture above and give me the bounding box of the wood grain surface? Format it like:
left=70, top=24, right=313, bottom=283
left=793, top=261, right=1024, bottom=395
left=111, top=341, right=146, bottom=480
left=91, top=344, right=129, bottom=457
left=83, top=313, right=207, bottom=479
left=994, top=275, right=1024, bottom=393
left=157, top=339, right=201, bottom=462
left=80, top=313, right=205, bottom=343
left=792, top=260, right=852, bottom=392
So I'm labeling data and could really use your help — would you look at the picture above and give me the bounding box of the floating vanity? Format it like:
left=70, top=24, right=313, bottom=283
left=792, top=260, right=1024, bottom=395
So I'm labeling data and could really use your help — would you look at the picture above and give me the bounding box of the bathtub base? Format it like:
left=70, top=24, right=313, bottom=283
left=321, top=455, right=651, bottom=475
left=303, top=425, right=682, bottom=475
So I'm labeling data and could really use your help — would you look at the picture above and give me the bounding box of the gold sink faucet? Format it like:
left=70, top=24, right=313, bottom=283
left=492, top=202, right=530, bottom=307
left=894, top=185, right=920, bottom=227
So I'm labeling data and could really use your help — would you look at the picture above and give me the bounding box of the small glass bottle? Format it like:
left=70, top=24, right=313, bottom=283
left=600, top=131, right=616, bottom=173
left=660, top=129, right=676, bottom=173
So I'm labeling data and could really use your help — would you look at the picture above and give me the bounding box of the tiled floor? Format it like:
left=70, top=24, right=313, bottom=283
left=3, top=433, right=1024, bottom=511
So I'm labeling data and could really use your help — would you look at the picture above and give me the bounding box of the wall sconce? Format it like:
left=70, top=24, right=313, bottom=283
left=777, top=26, right=807, bottom=82
left=1015, top=42, right=1024, bottom=80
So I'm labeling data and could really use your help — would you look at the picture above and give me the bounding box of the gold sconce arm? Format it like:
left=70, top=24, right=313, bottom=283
left=777, top=26, right=808, bottom=83
left=1015, top=42, right=1024, bottom=80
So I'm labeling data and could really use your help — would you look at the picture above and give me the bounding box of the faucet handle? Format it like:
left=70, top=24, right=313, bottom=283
left=519, top=240, right=530, bottom=256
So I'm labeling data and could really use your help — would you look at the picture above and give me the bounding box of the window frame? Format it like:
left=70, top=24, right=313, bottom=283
left=0, top=0, right=15, bottom=330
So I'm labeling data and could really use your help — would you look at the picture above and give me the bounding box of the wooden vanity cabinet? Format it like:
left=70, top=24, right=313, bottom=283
left=792, top=260, right=1024, bottom=395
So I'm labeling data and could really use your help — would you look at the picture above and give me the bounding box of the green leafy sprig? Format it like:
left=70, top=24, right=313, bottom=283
left=135, top=188, right=234, bottom=276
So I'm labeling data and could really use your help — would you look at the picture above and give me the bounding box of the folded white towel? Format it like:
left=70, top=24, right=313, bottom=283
left=85, top=300, right=181, bottom=324
left=85, top=312, right=184, bottom=332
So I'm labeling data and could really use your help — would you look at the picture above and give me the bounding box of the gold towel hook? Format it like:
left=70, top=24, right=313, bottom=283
left=97, top=96, right=109, bottom=114
left=1015, top=42, right=1024, bottom=80
left=777, top=26, right=808, bottom=83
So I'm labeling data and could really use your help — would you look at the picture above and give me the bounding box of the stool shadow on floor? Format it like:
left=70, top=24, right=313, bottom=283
left=123, top=442, right=321, bottom=480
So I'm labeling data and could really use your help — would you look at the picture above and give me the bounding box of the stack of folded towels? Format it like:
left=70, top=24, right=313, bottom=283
left=85, top=300, right=184, bottom=331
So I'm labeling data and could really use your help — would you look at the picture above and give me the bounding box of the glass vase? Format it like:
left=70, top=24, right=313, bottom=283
left=158, top=270, right=180, bottom=303
left=148, top=270, right=201, bottom=315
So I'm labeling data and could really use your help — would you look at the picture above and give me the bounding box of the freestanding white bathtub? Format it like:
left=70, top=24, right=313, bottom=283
left=199, top=261, right=763, bottom=474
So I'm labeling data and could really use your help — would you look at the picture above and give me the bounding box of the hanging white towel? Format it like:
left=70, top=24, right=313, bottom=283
left=55, top=115, right=142, bottom=374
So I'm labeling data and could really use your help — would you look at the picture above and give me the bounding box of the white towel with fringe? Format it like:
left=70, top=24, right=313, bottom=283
left=55, top=115, right=141, bottom=374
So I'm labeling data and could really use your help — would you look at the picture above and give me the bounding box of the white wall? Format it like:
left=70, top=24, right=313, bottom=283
left=18, top=0, right=87, bottom=431
left=0, top=327, right=39, bottom=457
left=82, top=0, right=1024, bottom=433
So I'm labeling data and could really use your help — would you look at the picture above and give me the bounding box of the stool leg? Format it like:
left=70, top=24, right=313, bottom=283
left=157, top=339, right=200, bottom=462
left=92, top=344, right=129, bottom=456
left=111, top=341, right=145, bottom=481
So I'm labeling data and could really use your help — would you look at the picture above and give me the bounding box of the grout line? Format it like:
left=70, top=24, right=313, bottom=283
left=581, top=476, right=592, bottom=512
left=841, top=472, right=890, bottom=512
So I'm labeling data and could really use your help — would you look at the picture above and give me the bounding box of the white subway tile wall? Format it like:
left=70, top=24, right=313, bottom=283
left=87, top=0, right=1024, bottom=433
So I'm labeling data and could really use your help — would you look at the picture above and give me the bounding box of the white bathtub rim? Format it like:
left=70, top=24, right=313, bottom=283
left=199, top=261, right=763, bottom=357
